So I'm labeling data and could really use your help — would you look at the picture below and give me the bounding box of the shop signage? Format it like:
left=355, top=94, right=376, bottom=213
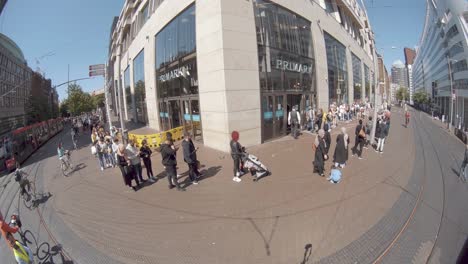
left=158, top=66, right=191, bottom=82
left=274, top=59, right=312, bottom=74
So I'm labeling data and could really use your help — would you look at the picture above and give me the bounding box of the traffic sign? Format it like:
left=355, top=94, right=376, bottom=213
left=89, top=69, right=105, bottom=77
left=89, top=64, right=105, bottom=71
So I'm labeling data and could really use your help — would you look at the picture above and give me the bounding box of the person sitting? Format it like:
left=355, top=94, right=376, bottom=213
left=327, top=165, right=342, bottom=184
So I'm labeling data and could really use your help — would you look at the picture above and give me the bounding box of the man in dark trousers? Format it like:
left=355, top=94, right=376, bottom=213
left=352, top=119, right=366, bottom=159
left=288, top=105, right=301, bottom=139
left=161, top=139, right=185, bottom=191
left=182, top=132, right=201, bottom=185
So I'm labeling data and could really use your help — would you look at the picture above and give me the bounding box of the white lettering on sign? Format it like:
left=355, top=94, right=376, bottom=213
left=275, top=59, right=312, bottom=73
left=158, top=66, right=190, bottom=82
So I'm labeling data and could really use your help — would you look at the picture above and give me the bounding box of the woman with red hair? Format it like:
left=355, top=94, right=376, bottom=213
left=230, top=131, right=244, bottom=182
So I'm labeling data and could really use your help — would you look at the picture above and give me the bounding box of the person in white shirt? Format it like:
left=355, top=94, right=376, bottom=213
left=288, top=106, right=301, bottom=139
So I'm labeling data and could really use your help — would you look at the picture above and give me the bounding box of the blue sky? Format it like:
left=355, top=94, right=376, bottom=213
left=0, top=0, right=124, bottom=101
left=0, top=0, right=425, bottom=101
left=363, top=0, right=426, bottom=70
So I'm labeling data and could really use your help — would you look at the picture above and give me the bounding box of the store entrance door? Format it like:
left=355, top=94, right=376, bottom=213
left=159, top=97, right=203, bottom=142
left=261, top=95, right=285, bottom=142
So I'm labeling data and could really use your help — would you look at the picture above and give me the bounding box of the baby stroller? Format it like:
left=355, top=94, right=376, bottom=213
left=240, top=147, right=270, bottom=182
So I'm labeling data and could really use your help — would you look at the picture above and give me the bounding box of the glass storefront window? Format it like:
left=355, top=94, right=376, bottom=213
left=324, top=32, right=348, bottom=105
left=123, top=66, right=134, bottom=121
left=352, top=53, right=362, bottom=101
left=254, top=1, right=316, bottom=93
left=133, top=49, right=148, bottom=124
left=155, top=4, right=201, bottom=139
left=364, top=64, right=370, bottom=99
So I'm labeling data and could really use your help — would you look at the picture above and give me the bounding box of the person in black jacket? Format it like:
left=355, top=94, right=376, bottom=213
left=313, top=129, right=327, bottom=176
left=182, top=132, right=201, bottom=185
left=140, top=140, right=156, bottom=182
left=161, top=139, right=185, bottom=191
left=323, top=123, right=331, bottom=154
left=352, top=119, right=366, bottom=159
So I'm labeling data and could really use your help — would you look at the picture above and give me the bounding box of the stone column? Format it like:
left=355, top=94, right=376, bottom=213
left=196, top=0, right=261, bottom=152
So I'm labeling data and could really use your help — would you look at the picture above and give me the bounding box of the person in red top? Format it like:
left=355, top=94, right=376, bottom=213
left=0, top=211, right=19, bottom=249
left=405, top=111, right=410, bottom=127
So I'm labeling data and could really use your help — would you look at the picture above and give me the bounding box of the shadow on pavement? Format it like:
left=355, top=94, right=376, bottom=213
left=16, top=229, right=74, bottom=264
left=457, top=237, right=468, bottom=264
left=71, top=163, right=87, bottom=174
left=300, top=243, right=313, bottom=264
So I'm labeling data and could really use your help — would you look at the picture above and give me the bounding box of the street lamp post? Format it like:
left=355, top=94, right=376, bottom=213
left=446, top=54, right=454, bottom=131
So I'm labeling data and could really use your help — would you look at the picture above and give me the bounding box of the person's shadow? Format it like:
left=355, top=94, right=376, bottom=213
left=300, top=244, right=313, bottom=264
left=180, top=166, right=222, bottom=188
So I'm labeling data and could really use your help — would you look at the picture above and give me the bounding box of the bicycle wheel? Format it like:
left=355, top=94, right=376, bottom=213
left=36, top=241, right=50, bottom=261
left=22, top=192, right=33, bottom=209
left=61, top=163, right=68, bottom=176
left=22, top=230, right=38, bottom=250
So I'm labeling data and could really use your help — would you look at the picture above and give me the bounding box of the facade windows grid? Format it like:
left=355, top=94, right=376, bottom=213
left=352, top=53, right=362, bottom=100
left=324, top=31, right=348, bottom=104
left=133, top=49, right=148, bottom=124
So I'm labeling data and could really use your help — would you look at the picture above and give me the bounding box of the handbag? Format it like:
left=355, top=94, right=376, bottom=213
left=358, top=127, right=366, bottom=138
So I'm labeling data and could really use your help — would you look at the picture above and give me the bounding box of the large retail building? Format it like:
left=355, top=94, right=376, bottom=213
left=412, top=0, right=468, bottom=129
left=107, top=0, right=377, bottom=152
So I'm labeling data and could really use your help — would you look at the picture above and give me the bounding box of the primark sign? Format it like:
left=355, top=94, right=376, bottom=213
left=274, top=59, right=312, bottom=74
left=158, top=65, right=191, bottom=82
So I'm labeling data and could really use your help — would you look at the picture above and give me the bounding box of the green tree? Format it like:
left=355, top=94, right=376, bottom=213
left=413, top=90, right=429, bottom=105
left=59, top=101, right=69, bottom=117
left=396, top=87, right=409, bottom=102
left=92, top=93, right=105, bottom=109
left=63, top=83, right=94, bottom=116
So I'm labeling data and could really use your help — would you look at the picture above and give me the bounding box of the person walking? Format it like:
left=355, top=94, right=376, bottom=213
left=161, top=139, right=185, bottom=191
left=230, top=131, right=244, bottom=182
left=323, top=123, right=331, bottom=154
left=313, top=129, right=327, bottom=177
left=333, top=127, right=349, bottom=168
left=306, top=107, right=315, bottom=132
left=126, top=140, right=145, bottom=183
left=288, top=106, right=301, bottom=139
left=182, top=132, right=201, bottom=185
left=116, top=144, right=138, bottom=191
left=364, top=116, right=373, bottom=149
left=316, top=109, right=323, bottom=132
left=96, top=137, right=108, bottom=171
left=376, top=120, right=388, bottom=154
left=352, top=119, right=366, bottom=159
left=105, top=138, right=116, bottom=167
left=6, top=232, right=34, bottom=264
left=140, top=140, right=156, bottom=182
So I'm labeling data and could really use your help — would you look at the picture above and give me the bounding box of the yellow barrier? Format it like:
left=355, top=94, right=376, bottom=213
left=128, top=123, right=201, bottom=149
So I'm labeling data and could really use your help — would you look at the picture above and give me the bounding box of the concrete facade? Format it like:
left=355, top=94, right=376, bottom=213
left=108, top=0, right=376, bottom=152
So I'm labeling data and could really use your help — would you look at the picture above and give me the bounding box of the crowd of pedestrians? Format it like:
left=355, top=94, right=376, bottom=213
left=312, top=103, right=392, bottom=184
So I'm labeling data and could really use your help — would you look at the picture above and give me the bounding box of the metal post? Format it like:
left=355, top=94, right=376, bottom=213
left=116, top=44, right=126, bottom=143
left=370, top=46, right=379, bottom=144
left=447, top=54, right=454, bottom=131
left=104, top=62, right=112, bottom=132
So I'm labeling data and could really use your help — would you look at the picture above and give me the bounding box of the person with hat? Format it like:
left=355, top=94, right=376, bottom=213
left=313, top=129, right=327, bottom=177
left=182, top=132, right=201, bottom=185
left=230, top=131, right=244, bottom=182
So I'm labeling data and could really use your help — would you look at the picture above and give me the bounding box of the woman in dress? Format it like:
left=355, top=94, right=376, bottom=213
left=333, top=127, right=349, bottom=168
left=313, top=129, right=327, bottom=177
left=116, top=144, right=137, bottom=191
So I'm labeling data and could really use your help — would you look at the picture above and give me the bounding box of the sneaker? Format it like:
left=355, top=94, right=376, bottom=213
left=374, top=150, right=378, bottom=153
left=192, top=181, right=199, bottom=185
left=364, top=146, right=369, bottom=149
left=358, top=157, right=363, bottom=160
left=100, top=167, right=104, bottom=171
left=379, top=151, right=383, bottom=154
left=233, top=177, right=242, bottom=182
